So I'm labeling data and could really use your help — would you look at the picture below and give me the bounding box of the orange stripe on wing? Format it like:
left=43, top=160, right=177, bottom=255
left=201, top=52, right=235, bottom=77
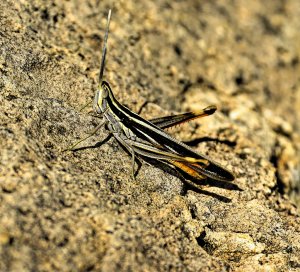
left=169, top=160, right=206, bottom=180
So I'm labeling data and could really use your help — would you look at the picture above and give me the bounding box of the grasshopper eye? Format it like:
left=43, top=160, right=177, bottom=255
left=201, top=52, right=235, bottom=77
left=100, top=81, right=110, bottom=98
left=100, top=85, right=107, bottom=98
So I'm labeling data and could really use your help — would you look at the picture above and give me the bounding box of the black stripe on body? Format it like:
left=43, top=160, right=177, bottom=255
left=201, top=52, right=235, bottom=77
left=103, top=82, right=234, bottom=182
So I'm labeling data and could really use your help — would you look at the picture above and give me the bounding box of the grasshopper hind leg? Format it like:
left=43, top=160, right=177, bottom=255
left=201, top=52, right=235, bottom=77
left=113, top=135, right=143, bottom=180
left=129, top=147, right=143, bottom=180
left=131, top=149, right=136, bottom=180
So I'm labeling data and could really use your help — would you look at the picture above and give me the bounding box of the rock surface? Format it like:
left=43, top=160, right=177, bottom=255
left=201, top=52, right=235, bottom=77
left=1, top=0, right=300, bottom=271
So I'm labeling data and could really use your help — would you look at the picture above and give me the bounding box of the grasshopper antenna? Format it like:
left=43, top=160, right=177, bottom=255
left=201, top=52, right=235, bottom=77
left=99, top=9, right=112, bottom=83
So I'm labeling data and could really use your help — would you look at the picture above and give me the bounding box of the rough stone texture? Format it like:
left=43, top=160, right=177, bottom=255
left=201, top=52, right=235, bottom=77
left=1, top=0, right=300, bottom=271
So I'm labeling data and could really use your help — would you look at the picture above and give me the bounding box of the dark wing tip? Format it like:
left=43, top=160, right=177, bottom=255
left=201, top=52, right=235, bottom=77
left=204, top=105, right=217, bottom=115
left=209, top=163, right=235, bottom=182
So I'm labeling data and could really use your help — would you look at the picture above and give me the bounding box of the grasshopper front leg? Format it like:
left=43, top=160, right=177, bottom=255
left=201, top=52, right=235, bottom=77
left=64, top=119, right=108, bottom=151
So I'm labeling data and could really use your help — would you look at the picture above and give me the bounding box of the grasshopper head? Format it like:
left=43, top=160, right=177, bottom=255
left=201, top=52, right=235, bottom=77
left=93, top=81, right=110, bottom=113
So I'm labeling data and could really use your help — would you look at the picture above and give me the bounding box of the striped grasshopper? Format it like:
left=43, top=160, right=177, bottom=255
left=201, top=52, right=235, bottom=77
left=66, top=10, right=235, bottom=183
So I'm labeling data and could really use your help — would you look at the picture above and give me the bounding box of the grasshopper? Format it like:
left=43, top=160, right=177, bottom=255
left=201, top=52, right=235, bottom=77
left=67, top=9, right=235, bottom=183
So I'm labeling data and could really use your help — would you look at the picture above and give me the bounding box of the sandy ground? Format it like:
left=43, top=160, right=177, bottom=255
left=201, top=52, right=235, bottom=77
left=1, top=0, right=300, bottom=271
